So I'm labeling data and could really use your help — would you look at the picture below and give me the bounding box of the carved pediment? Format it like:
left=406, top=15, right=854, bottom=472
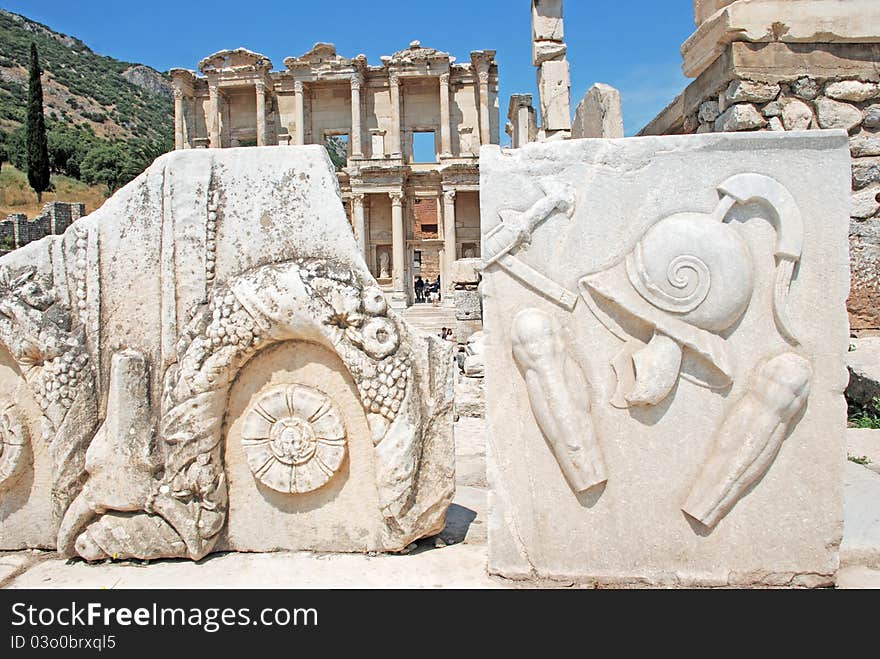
left=388, top=40, right=452, bottom=64
left=199, top=48, right=272, bottom=75
left=284, top=43, right=359, bottom=71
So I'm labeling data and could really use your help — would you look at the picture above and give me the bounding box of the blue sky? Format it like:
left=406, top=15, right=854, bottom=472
left=2, top=0, right=696, bottom=137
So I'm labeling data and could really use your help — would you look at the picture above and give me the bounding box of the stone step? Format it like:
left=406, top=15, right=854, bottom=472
left=400, top=304, right=458, bottom=335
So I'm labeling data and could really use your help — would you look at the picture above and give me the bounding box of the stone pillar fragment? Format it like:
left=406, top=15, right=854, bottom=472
left=294, top=80, right=305, bottom=146
left=507, top=94, right=538, bottom=148
left=477, top=65, right=492, bottom=146
left=352, top=193, right=366, bottom=257
left=208, top=82, right=221, bottom=148
left=173, top=89, right=186, bottom=150
left=390, top=73, right=402, bottom=158
left=538, top=60, right=572, bottom=132
left=439, top=73, right=452, bottom=157
left=390, top=191, right=406, bottom=305
left=255, top=80, right=267, bottom=147
left=443, top=190, right=457, bottom=296
left=350, top=74, right=363, bottom=158
left=572, top=83, right=625, bottom=139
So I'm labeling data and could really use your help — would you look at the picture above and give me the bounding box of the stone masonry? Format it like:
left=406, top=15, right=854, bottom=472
left=640, top=0, right=880, bottom=331
left=0, top=202, right=85, bottom=254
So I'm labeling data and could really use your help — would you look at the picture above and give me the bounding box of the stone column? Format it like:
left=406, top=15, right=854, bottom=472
left=439, top=72, right=452, bottom=157
left=443, top=189, right=457, bottom=297
left=350, top=74, right=363, bottom=158
left=477, top=65, right=491, bottom=146
left=389, top=73, right=402, bottom=158
left=208, top=81, right=221, bottom=148
left=351, top=193, right=366, bottom=258
left=390, top=190, right=406, bottom=304
left=173, top=89, right=186, bottom=150
left=255, top=79, right=267, bottom=147
left=294, top=80, right=305, bottom=145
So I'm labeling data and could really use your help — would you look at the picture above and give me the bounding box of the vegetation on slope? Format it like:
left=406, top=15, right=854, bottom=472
left=0, top=9, right=173, bottom=214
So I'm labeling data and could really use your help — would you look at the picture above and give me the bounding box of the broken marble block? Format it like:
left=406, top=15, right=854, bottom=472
left=0, top=145, right=454, bottom=559
left=480, top=130, right=851, bottom=587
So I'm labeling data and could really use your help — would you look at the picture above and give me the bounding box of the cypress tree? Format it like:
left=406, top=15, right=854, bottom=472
left=26, top=42, right=50, bottom=203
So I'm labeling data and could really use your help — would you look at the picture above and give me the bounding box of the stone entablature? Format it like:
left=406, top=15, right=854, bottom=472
left=171, top=41, right=498, bottom=310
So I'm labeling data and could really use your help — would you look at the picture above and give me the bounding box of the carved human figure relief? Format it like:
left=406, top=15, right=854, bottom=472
left=511, top=308, right=607, bottom=493
left=241, top=384, right=347, bottom=494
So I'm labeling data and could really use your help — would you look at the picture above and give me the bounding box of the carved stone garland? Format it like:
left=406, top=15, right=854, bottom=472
left=57, top=258, right=418, bottom=561
left=0, top=264, right=97, bottom=520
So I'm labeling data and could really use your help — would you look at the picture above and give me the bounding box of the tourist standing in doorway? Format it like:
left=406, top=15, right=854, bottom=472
left=414, top=275, right=425, bottom=303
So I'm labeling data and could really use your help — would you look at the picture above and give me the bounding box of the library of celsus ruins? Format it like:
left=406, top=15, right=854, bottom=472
left=170, top=42, right=498, bottom=308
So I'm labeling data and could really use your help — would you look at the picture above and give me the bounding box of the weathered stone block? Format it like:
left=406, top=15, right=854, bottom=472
left=781, top=97, right=814, bottom=131
left=455, top=374, right=485, bottom=421
left=531, top=0, right=564, bottom=42
left=532, top=40, right=566, bottom=67
left=451, top=257, right=483, bottom=286
left=481, top=131, right=851, bottom=586
left=572, top=83, right=624, bottom=139
left=455, top=319, right=483, bottom=346
left=715, top=103, right=767, bottom=131
left=847, top=337, right=880, bottom=407
left=864, top=105, right=880, bottom=129
left=852, top=157, right=880, bottom=190
left=792, top=77, right=819, bottom=101
left=816, top=97, right=863, bottom=132
left=851, top=135, right=880, bottom=158
left=851, top=187, right=880, bottom=219
left=826, top=80, right=880, bottom=103
left=0, top=146, right=455, bottom=559
left=726, top=79, right=780, bottom=104
left=454, top=289, right=482, bottom=321
left=538, top=60, right=572, bottom=131
left=699, top=100, right=721, bottom=123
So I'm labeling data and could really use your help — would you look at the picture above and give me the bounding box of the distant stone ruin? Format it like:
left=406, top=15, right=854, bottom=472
left=0, top=202, right=85, bottom=254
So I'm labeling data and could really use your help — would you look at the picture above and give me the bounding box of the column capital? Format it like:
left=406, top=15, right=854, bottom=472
left=254, top=78, right=266, bottom=91
left=389, top=72, right=400, bottom=86
left=350, top=74, right=362, bottom=91
left=294, top=80, right=304, bottom=93
left=478, top=70, right=490, bottom=85
left=439, top=72, right=450, bottom=86
left=173, top=88, right=185, bottom=100
left=443, top=189, right=457, bottom=203
left=389, top=190, right=404, bottom=205
left=351, top=192, right=365, bottom=204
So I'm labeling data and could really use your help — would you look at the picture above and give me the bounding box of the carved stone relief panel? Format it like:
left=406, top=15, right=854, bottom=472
left=481, top=132, right=851, bottom=587
left=0, top=146, right=454, bottom=561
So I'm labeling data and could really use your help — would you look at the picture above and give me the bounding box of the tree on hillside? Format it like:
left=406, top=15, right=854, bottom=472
left=0, top=144, right=7, bottom=174
left=26, top=42, right=51, bottom=202
left=80, top=142, right=132, bottom=193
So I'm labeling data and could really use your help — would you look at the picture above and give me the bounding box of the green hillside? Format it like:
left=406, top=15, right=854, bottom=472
left=0, top=8, right=173, bottom=213
left=0, top=9, right=173, bottom=142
